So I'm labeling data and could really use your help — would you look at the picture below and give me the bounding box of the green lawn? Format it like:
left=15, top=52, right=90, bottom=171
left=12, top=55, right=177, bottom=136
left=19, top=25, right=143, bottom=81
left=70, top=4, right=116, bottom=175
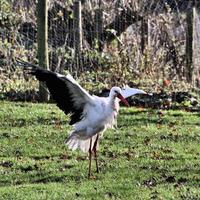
left=0, top=101, right=200, bottom=200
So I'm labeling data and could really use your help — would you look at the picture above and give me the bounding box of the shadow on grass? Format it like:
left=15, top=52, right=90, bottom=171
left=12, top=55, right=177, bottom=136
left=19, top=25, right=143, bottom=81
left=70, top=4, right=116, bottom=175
left=0, top=167, right=81, bottom=187
left=0, top=174, right=67, bottom=187
left=32, top=174, right=67, bottom=184
left=118, top=117, right=171, bottom=127
left=120, top=109, right=149, bottom=115
left=1, top=117, right=68, bottom=128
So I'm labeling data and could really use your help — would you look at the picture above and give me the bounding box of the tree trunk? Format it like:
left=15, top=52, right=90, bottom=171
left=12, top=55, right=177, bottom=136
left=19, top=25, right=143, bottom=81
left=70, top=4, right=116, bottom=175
left=37, top=0, right=49, bottom=101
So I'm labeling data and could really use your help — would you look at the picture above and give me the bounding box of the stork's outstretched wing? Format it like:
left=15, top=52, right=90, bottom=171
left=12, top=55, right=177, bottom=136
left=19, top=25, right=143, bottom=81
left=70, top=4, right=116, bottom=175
left=17, top=60, right=94, bottom=125
left=121, top=87, right=146, bottom=99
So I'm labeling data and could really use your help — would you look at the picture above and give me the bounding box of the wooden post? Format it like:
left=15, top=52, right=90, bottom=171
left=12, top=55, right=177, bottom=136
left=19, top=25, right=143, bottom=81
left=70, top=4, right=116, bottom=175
left=192, top=5, right=200, bottom=87
left=37, top=0, right=49, bottom=101
left=141, top=16, right=149, bottom=54
left=73, top=0, right=83, bottom=76
left=186, top=4, right=194, bottom=83
left=94, top=0, right=103, bottom=51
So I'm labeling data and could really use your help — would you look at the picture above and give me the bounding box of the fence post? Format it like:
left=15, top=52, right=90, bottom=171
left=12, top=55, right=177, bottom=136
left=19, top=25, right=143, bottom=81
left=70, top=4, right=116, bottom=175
left=73, top=0, right=83, bottom=76
left=141, top=16, right=149, bottom=54
left=186, top=4, right=194, bottom=83
left=192, top=5, right=200, bottom=87
left=37, top=0, right=49, bottom=101
left=94, top=0, right=103, bottom=51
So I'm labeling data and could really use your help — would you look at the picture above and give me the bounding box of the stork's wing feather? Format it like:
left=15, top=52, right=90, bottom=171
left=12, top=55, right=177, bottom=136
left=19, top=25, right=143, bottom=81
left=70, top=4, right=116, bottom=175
left=17, top=60, right=94, bottom=125
left=121, top=87, right=146, bottom=99
left=57, top=73, right=94, bottom=109
left=34, top=70, right=94, bottom=125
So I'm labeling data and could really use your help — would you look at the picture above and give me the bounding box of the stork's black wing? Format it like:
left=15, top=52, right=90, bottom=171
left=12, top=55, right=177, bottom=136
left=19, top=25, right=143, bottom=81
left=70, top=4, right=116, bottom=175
left=17, top=60, right=94, bottom=125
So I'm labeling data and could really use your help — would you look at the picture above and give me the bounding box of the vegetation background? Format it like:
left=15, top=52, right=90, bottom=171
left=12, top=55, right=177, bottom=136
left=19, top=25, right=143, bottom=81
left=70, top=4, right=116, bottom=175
left=1, top=0, right=200, bottom=101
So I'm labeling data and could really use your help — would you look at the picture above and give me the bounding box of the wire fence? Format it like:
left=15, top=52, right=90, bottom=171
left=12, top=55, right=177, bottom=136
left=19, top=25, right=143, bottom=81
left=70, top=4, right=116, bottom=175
left=1, top=0, right=200, bottom=91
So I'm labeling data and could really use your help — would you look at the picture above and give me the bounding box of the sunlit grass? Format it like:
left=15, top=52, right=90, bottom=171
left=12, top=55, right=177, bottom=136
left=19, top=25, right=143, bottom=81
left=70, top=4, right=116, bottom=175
left=0, top=101, right=200, bottom=199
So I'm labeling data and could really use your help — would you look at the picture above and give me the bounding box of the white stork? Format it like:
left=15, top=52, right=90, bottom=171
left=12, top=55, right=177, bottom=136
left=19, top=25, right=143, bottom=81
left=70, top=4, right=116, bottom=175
left=17, top=60, right=146, bottom=177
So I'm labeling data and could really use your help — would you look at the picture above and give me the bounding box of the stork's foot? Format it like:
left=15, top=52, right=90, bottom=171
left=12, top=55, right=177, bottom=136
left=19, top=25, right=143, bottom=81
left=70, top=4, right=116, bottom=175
left=96, top=164, right=100, bottom=173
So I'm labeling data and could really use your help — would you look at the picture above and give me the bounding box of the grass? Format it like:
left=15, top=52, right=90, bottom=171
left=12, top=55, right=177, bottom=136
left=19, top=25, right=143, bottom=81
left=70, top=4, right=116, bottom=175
left=0, top=101, right=200, bottom=200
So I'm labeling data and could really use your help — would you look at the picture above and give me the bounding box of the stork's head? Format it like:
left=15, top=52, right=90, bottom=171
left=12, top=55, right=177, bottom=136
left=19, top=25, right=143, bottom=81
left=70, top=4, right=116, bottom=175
left=110, top=87, right=129, bottom=106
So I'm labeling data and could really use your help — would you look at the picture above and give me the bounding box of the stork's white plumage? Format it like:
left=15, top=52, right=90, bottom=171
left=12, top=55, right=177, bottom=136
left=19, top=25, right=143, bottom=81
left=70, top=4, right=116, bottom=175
left=17, top=60, right=146, bottom=177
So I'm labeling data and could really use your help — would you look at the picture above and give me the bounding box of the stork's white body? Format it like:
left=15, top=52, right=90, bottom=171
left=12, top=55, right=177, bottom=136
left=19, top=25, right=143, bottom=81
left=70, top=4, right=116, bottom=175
left=66, top=93, right=120, bottom=152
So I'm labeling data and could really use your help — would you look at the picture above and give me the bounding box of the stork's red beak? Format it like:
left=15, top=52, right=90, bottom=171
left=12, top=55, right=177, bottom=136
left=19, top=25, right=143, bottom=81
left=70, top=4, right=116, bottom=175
left=117, top=93, right=129, bottom=106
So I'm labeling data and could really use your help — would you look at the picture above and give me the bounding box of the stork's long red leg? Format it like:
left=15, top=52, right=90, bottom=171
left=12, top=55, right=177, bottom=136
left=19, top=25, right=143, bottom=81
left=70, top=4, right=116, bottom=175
left=88, top=138, right=92, bottom=178
left=93, top=135, right=99, bottom=173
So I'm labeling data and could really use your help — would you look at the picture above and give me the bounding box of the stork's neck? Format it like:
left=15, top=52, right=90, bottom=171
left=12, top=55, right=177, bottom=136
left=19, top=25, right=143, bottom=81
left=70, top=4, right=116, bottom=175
left=108, top=94, right=119, bottom=111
